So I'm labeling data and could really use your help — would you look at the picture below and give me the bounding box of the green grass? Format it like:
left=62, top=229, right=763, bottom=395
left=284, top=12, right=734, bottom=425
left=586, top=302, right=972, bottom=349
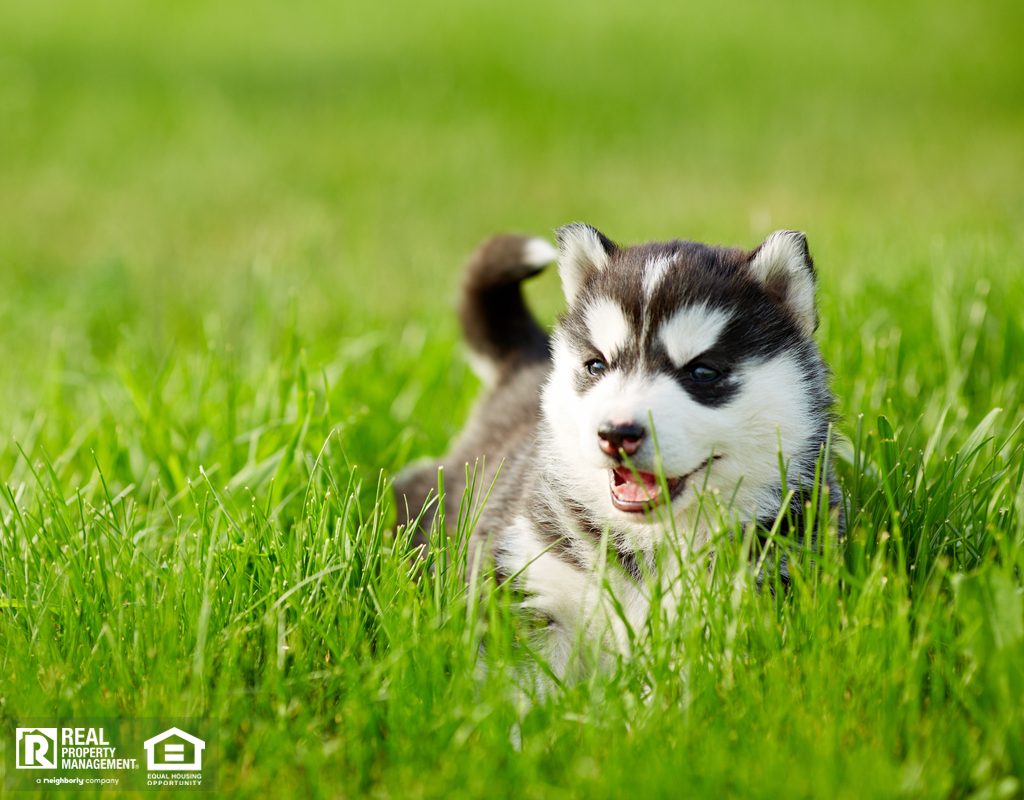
left=2, top=0, right=1023, bottom=797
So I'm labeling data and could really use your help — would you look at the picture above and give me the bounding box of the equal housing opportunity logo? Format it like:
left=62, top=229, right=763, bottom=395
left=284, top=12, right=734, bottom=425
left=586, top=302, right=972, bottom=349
left=5, top=719, right=216, bottom=792
left=144, top=727, right=206, bottom=771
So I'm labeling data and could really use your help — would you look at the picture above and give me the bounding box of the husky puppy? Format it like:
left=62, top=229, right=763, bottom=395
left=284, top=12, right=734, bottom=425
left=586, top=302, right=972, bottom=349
left=395, top=225, right=841, bottom=678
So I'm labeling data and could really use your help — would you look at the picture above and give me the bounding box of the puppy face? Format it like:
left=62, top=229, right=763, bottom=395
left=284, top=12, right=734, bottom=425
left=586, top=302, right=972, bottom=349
left=541, top=225, right=829, bottom=538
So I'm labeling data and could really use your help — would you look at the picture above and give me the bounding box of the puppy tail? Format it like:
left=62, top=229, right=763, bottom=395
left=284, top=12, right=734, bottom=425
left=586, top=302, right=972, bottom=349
left=459, top=234, right=555, bottom=381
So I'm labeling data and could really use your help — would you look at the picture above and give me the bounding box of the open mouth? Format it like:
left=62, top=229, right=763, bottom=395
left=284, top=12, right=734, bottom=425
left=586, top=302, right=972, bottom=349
left=608, top=458, right=717, bottom=514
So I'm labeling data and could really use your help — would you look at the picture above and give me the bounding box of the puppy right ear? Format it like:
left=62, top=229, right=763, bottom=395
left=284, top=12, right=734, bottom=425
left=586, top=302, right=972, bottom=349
left=555, top=223, right=617, bottom=305
left=748, top=230, right=818, bottom=336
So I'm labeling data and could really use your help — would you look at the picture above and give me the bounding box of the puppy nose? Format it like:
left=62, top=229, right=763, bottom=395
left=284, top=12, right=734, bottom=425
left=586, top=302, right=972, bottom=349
left=598, top=422, right=645, bottom=457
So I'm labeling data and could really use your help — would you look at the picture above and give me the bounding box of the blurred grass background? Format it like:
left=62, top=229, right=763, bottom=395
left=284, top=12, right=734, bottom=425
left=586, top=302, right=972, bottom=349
left=2, top=0, right=1021, bottom=365
left=2, top=1, right=1024, bottom=796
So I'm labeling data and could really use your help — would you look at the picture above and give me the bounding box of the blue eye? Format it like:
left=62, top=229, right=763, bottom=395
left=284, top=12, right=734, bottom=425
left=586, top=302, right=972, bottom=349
left=586, top=359, right=607, bottom=377
left=690, top=365, right=720, bottom=383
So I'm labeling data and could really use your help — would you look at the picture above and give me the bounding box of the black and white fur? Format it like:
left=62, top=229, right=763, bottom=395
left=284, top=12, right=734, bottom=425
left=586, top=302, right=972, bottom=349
left=395, top=225, right=842, bottom=679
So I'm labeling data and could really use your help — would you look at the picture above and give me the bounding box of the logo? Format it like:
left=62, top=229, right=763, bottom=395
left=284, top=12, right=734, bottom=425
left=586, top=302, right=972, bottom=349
left=143, top=728, right=206, bottom=772
left=15, top=728, right=59, bottom=769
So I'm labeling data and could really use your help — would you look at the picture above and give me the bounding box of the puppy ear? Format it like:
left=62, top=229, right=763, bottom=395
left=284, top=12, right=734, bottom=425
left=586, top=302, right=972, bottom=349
left=748, top=230, right=818, bottom=336
left=555, top=223, right=617, bottom=305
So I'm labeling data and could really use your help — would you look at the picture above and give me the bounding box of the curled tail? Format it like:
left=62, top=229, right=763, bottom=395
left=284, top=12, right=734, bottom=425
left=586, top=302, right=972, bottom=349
left=459, top=234, right=556, bottom=381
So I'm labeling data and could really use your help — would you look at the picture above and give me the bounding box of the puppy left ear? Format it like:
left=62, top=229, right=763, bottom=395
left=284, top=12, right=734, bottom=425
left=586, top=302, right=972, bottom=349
left=748, top=230, right=818, bottom=336
left=555, top=223, right=618, bottom=306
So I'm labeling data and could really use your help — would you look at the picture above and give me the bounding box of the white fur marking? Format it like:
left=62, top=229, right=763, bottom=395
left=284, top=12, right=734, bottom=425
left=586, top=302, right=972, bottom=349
left=642, top=254, right=674, bottom=300
left=658, top=305, right=731, bottom=368
left=584, top=299, right=631, bottom=360
left=522, top=238, right=558, bottom=269
left=465, top=348, right=499, bottom=386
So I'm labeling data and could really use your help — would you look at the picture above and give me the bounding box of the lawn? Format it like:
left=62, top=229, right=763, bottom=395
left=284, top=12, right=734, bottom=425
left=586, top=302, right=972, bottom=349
left=1, top=0, right=1023, bottom=797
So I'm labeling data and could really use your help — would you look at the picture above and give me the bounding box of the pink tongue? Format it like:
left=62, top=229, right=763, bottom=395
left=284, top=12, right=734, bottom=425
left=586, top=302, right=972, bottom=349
left=612, top=467, right=660, bottom=503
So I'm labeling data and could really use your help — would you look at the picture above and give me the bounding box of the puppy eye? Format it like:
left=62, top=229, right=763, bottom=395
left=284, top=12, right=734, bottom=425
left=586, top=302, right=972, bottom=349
left=689, top=365, right=720, bottom=382
left=585, top=359, right=607, bottom=377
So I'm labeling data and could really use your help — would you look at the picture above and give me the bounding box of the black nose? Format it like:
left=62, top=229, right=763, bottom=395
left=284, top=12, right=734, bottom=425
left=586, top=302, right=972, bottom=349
left=598, top=422, right=645, bottom=457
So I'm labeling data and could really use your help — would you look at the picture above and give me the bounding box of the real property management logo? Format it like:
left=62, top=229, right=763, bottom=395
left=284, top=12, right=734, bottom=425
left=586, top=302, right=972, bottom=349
left=15, top=725, right=134, bottom=771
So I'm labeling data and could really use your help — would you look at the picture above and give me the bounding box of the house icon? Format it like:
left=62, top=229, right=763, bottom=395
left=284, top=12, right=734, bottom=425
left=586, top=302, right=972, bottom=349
left=143, top=727, right=205, bottom=771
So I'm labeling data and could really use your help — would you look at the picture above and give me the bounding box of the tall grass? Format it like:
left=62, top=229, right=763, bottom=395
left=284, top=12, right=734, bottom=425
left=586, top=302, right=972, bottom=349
left=3, top=303, right=1022, bottom=796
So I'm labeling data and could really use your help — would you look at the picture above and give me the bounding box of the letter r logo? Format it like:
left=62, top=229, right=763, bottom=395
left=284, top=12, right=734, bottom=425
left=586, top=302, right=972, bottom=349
left=15, top=728, right=58, bottom=769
